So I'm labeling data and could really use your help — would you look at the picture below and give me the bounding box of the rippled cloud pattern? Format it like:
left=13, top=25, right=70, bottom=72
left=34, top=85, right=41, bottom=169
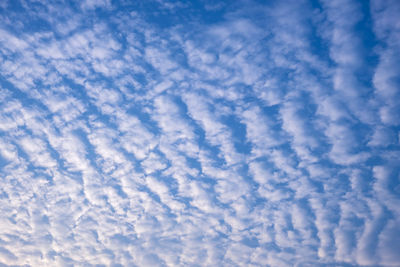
left=0, top=0, right=400, bottom=266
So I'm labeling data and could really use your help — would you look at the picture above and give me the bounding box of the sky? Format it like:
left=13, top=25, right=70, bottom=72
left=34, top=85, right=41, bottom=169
left=0, top=0, right=399, bottom=266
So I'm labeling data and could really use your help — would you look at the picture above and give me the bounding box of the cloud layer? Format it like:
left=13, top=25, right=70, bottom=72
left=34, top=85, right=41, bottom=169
left=0, top=0, right=399, bottom=266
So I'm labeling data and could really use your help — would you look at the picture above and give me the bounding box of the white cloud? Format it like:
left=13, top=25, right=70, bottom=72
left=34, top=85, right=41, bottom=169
left=0, top=0, right=399, bottom=266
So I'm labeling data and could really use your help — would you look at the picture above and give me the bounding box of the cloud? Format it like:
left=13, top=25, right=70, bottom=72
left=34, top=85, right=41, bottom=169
left=0, top=0, right=399, bottom=266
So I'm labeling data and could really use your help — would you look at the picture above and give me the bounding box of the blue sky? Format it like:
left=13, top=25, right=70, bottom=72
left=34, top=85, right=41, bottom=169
left=0, top=0, right=399, bottom=266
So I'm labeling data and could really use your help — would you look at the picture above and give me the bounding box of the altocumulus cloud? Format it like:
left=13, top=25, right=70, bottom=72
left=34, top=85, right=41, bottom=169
left=0, top=0, right=399, bottom=266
